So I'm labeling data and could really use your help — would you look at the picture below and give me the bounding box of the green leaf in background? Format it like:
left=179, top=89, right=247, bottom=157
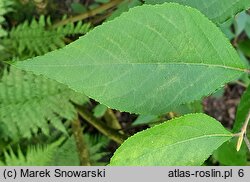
left=239, top=73, right=250, bottom=86
left=107, top=0, right=142, bottom=21
left=0, top=28, right=6, bottom=38
left=237, top=50, right=250, bottom=71
left=233, top=85, right=250, bottom=132
left=234, top=11, right=248, bottom=36
left=213, top=138, right=247, bottom=166
left=71, top=2, right=87, bottom=14
left=244, top=15, right=250, bottom=38
left=110, top=113, right=232, bottom=166
left=93, top=104, right=108, bottom=118
left=0, top=67, right=88, bottom=140
left=174, top=100, right=203, bottom=116
left=144, top=0, right=250, bottom=24
left=210, top=88, right=225, bottom=98
left=95, top=0, right=110, bottom=3
left=238, top=40, right=250, bottom=58
left=219, top=18, right=234, bottom=40
left=16, top=3, right=246, bottom=115
left=132, top=115, right=159, bottom=126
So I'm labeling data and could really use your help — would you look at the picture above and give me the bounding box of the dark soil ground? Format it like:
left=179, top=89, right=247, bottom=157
left=203, top=84, right=245, bottom=129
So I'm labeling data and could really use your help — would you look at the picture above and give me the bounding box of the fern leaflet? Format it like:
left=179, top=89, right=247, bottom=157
left=2, top=15, right=91, bottom=57
left=0, top=67, right=88, bottom=140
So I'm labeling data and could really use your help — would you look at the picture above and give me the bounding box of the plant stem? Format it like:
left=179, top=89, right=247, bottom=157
left=52, top=0, right=123, bottom=28
left=246, top=69, right=250, bottom=74
left=104, top=109, right=124, bottom=133
left=75, top=105, right=127, bottom=144
left=236, top=110, right=250, bottom=151
left=91, top=11, right=113, bottom=25
left=168, top=112, right=176, bottom=119
left=242, top=111, right=250, bottom=134
left=233, top=132, right=242, bottom=137
left=235, top=80, right=247, bottom=88
left=71, top=118, right=91, bottom=166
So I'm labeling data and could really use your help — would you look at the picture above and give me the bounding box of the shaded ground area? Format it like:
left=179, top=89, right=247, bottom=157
left=203, top=84, right=245, bottom=129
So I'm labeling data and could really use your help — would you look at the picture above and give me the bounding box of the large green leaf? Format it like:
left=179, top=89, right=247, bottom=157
left=16, top=3, right=246, bottom=115
left=110, top=113, right=232, bottom=166
left=145, top=0, right=250, bottom=24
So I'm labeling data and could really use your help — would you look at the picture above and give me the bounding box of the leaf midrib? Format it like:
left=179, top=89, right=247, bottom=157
left=21, top=62, right=247, bottom=73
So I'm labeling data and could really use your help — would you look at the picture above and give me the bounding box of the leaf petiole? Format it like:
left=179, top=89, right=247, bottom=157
left=236, top=110, right=250, bottom=151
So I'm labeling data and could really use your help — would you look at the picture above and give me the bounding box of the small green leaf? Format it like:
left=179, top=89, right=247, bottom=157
left=210, top=88, right=225, bottom=98
left=110, top=113, right=232, bottom=166
left=71, top=2, right=87, bottom=14
left=95, top=0, right=110, bottom=3
left=145, top=0, right=250, bottom=24
left=233, top=85, right=250, bottom=132
left=107, top=0, right=142, bottom=21
left=174, top=100, right=203, bottom=115
left=234, top=11, right=248, bottom=36
left=93, top=104, right=108, bottom=118
left=245, top=17, right=250, bottom=38
left=16, top=3, right=246, bottom=115
left=219, top=19, right=234, bottom=40
left=132, top=115, right=159, bottom=126
left=238, top=40, right=250, bottom=58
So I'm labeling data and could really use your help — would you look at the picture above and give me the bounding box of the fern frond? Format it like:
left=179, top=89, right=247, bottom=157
left=0, top=140, right=61, bottom=166
left=53, top=134, right=110, bottom=166
left=0, top=67, right=88, bottom=140
left=52, top=137, right=79, bottom=166
left=0, top=0, right=12, bottom=38
left=85, top=134, right=110, bottom=165
left=0, top=134, right=109, bottom=166
left=3, top=15, right=91, bottom=57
